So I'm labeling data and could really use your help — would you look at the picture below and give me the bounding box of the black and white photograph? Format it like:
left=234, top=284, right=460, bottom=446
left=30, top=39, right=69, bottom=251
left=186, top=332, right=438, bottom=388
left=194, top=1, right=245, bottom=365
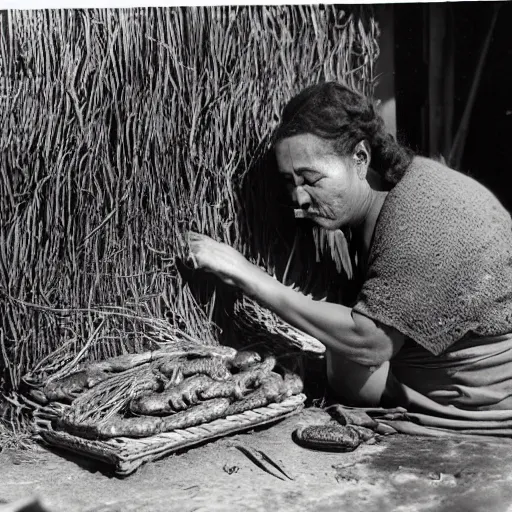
left=0, top=0, right=511, bottom=510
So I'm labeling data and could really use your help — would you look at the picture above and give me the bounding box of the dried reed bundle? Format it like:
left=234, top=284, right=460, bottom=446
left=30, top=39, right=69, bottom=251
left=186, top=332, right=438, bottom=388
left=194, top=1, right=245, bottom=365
left=231, top=295, right=327, bottom=355
left=0, top=6, right=379, bottom=438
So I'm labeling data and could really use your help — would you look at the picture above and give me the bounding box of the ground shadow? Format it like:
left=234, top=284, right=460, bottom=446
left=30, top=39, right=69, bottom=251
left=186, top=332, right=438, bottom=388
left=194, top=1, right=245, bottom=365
left=39, top=441, right=119, bottom=479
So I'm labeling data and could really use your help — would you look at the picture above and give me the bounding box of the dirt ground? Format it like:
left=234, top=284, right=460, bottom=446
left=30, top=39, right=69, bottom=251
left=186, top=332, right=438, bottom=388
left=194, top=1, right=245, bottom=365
left=2, top=408, right=512, bottom=512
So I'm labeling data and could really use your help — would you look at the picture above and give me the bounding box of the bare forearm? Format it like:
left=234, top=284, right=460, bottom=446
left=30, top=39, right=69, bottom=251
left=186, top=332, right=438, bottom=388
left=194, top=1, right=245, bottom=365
left=186, top=231, right=402, bottom=367
left=239, top=266, right=395, bottom=366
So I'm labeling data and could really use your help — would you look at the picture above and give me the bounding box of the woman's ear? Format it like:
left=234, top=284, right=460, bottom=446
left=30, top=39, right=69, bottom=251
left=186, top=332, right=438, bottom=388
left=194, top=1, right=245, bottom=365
left=353, top=140, right=371, bottom=180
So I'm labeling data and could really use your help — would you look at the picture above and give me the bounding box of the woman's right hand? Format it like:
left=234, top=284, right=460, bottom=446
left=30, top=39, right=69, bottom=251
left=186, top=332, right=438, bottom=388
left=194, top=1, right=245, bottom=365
left=186, top=231, right=257, bottom=289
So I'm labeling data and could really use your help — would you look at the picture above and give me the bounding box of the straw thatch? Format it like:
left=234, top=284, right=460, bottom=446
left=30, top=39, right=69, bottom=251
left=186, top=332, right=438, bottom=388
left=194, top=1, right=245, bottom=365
left=0, top=6, right=379, bottom=438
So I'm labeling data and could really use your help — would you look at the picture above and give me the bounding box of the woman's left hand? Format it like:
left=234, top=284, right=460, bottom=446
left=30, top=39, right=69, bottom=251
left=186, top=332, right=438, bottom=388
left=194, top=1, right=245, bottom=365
left=186, top=231, right=257, bottom=289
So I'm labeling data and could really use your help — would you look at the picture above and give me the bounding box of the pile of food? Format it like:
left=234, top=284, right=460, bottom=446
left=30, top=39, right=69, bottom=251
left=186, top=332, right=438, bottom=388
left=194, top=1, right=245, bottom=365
left=25, top=345, right=304, bottom=441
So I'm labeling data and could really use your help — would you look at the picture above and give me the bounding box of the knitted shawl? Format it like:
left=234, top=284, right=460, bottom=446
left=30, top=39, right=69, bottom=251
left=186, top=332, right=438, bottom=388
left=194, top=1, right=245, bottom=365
left=353, top=156, right=512, bottom=356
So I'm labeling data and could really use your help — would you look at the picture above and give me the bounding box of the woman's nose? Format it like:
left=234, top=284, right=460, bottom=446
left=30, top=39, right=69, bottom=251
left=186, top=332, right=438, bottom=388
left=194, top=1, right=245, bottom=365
left=293, top=186, right=311, bottom=210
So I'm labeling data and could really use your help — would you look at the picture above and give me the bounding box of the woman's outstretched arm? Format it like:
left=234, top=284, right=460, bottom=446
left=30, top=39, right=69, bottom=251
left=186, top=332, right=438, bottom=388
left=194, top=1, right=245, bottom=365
left=187, top=232, right=405, bottom=369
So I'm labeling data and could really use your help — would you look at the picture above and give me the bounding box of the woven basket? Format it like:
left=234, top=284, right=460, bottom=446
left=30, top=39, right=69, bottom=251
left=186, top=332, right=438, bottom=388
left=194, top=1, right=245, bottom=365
left=39, top=393, right=306, bottom=476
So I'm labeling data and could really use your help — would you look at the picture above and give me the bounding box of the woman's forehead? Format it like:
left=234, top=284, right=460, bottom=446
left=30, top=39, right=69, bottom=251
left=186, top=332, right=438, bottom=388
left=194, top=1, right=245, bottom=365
left=275, top=134, right=333, bottom=170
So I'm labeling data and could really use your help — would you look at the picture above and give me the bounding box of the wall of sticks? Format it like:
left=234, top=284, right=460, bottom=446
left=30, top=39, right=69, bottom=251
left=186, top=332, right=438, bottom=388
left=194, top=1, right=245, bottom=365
left=0, top=6, right=379, bottom=403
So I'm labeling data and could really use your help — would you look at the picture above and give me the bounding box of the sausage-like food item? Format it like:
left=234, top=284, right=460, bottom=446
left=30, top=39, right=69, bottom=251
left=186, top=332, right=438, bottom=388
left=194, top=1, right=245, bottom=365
left=224, top=372, right=283, bottom=415
left=96, top=415, right=163, bottom=439
left=91, top=345, right=237, bottom=373
left=159, top=357, right=231, bottom=381
left=95, top=398, right=231, bottom=439
left=229, top=351, right=262, bottom=370
left=129, top=375, right=214, bottom=415
left=43, top=369, right=110, bottom=403
left=160, top=398, right=231, bottom=433
left=200, top=368, right=261, bottom=401
left=281, top=370, right=304, bottom=398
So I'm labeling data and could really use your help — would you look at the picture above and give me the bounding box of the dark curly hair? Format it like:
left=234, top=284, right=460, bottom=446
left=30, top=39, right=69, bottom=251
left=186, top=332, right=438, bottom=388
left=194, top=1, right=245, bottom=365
left=272, top=82, right=414, bottom=186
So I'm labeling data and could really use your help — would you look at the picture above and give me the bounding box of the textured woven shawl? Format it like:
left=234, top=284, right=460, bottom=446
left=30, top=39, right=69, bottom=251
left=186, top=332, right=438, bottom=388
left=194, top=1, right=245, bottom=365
left=353, top=156, right=512, bottom=356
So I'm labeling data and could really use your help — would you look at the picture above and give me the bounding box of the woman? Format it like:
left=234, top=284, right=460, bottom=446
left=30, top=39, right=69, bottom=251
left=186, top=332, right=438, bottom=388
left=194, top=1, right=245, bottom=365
left=188, top=82, right=512, bottom=434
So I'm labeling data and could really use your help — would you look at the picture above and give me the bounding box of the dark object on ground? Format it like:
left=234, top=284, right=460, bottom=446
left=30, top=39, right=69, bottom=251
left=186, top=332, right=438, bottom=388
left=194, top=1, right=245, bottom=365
left=0, top=498, right=51, bottom=512
left=293, top=423, right=377, bottom=452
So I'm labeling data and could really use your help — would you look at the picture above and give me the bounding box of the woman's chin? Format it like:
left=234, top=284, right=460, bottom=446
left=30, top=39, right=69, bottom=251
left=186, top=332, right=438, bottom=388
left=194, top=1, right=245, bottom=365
left=313, top=216, right=340, bottom=230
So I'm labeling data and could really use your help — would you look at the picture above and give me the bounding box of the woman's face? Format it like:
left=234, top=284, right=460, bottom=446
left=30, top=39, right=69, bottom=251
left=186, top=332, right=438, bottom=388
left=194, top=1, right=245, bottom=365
left=275, top=133, right=370, bottom=230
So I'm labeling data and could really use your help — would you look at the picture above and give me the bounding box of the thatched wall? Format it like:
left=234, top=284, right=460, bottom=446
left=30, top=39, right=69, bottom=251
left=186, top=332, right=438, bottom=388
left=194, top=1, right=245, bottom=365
left=0, top=6, right=379, bottom=402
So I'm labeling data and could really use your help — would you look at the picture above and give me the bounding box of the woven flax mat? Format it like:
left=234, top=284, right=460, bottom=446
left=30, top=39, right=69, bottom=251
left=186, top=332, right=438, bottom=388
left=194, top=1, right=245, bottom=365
left=39, top=393, right=306, bottom=476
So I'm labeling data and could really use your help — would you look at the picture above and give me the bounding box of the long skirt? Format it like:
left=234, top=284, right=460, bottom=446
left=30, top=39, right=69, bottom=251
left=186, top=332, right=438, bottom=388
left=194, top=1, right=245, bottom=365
left=380, top=332, right=512, bottom=436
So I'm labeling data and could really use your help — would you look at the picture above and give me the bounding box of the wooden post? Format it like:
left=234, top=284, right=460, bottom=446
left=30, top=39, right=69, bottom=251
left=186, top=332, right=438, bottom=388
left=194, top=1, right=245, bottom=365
left=427, top=4, right=455, bottom=161
left=374, top=5, right=397, bottom=138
